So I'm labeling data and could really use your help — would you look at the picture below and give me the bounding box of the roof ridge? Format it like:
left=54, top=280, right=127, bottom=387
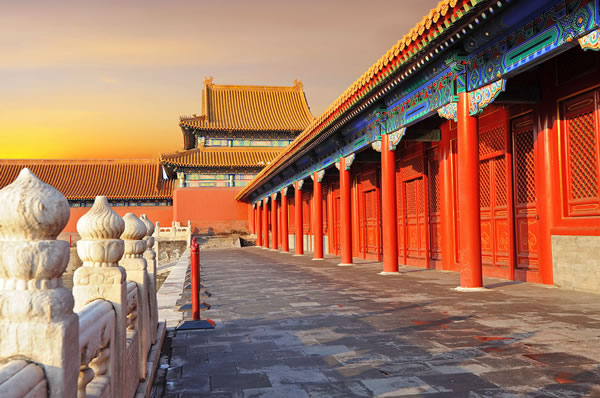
left=0, top=158, right=158, bottom=165
left=207, top=83, right=304, bottom=91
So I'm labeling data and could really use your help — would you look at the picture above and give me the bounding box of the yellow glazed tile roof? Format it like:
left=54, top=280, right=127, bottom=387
left=160, top=147, right=283, bottom=168
left=0, top=159, right=174, bottom=200
left=236, top=0, right=482, bottom=201
left=180, top=78, right=314, bottom=132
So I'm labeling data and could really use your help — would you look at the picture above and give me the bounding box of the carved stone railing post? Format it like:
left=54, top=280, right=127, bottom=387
left=120, top=213, right=151, bottom=380
left=140, top=214, right=158, bottom=344
left=0, top=169, right=78, bottom=398
left=73, top=195, right=126, bottom=398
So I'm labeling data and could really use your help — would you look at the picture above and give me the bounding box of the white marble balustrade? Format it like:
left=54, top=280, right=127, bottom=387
left=0, top=169, right=164, bottom=398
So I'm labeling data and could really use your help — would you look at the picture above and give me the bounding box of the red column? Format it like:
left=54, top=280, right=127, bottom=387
left=457, top=92, right=483, bottom=288
left=263, top=198, right=270, bottom=249
left=256, top=203, right=262, bottom=246
left=313, top=172, right=324, bottom=260
left=439, top=121, right=455, bottom=271
left=294, top=181, right=304, bottom=255
left=381, top=134, right=399, bottom=273
left=271, top=194, right=278, bottom=250
left=248, top=204, right=255, bottom=234
left=340, top=157, right=353, bottom=265
left=281, top=188, right=289, bottom=252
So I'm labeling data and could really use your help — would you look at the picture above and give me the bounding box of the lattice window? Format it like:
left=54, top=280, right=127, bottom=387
left=480, top=160, right=491, bottom=208
left=402, top=155, right=424, bottom=179
left=417, top=178, right=425, bottom=215
left=428, top=154, right=441, bottom=214
left=494, top=156, right=508, bottom=207
left=479, top=126, right=505, bottom=158
left=405, top=180, right=417, bottom=216
left=563, top=91, right=600, bottom=216
left=514, top=129, right=536, bottom=205
left=567, top=110, right=598, bottom=199
left=365, top=190, right=377, bottom=220
left=322, top=194, right=328, bottom=233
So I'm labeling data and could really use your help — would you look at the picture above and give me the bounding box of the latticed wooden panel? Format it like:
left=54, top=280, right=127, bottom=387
left=302, top=191, right=311, bottom=233
left=418, top=178, right=425, bottom=216
left=402, top=155, right=424, bottom=180
left=479, top=126, right=506, bottom=158
left=364, top=189, right=378, bottom=252
left=514, top=128, right=536, bottom=205
left=322, top=194, right=328, bottom=233
left=288, top=198, right=295, bottom=231
left=567, top=109, right=598, bottom=200
left=480, top=159, right=491, bottom=208
left=494, top=156, right=508, bottom=206
left=563, top=90, right=600, bottom=216
left=365, top=190, right=377, bottom=220
left=428, top=154, right=441, bottom=214
left=405, top=180, right=417, bottom=217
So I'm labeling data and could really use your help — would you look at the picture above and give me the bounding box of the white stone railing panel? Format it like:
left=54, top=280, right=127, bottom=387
left=78, top=300, right=115, bottom=398
left=124, top=281, right=140, bottom=398
left=0, top=360, right=47, bottom=398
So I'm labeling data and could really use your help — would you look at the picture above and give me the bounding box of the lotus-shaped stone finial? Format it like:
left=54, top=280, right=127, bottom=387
left=121, top=213, right=147, bottom=241
left=77, top=196, right=125, bottom=240
left=139, top=214, right=155, bottom=237
left=0, top=168, right=69, bottom=241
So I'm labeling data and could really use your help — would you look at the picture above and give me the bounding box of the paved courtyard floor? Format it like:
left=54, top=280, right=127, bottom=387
left=160, top=247, right=600, bottom=397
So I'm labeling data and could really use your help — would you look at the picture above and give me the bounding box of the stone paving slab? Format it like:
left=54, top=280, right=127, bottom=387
left=157, top=249, right=189, bottom=328
left=161, top=247, right=600, bottom=397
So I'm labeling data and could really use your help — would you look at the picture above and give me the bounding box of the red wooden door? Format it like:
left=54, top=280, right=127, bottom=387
left=404, top=177, right=426, bottom=261
left=332, top=185, right=341, bottom=255
left=478, top=112, right=511, bottom=276
left=302, top=190, right=312, bottom=235
left=512, top=115, right=540, bottom=269
left=358, top=171, right=380, bottom=259
left=288, top=197, right=295, bottom=234
left=427, top=148, right=442, bottom=262
left=398, top=149, right=427, bottom=266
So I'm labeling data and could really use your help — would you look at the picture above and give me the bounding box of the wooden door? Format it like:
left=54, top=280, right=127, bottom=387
left=302, top=190, right=312, bottom=235
left=479, top=113, right=511, bottom=275
left=427, top=149, right=442, bottom=261
left=512, top=115, right=540, bottom=269
left=399, top=150, right=427, bottom=266
left=332, top=185, right=341, bottom=255
left=404, top=177, right=426, bottom=260
left=358, top=171, right=380, bottom=258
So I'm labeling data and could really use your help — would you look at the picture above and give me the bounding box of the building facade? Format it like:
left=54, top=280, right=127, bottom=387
left=162, top=77, right=314, bottom=187
left=237, top=0, right=600, bottom=294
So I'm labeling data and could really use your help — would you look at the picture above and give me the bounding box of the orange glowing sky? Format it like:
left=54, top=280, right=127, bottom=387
left=1, top=0, right=440, bottom=159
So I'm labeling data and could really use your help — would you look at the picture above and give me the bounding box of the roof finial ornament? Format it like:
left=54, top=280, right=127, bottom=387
left=294, top=79, right=303, bottom=88
left=204, top=76, right=214, bottom=86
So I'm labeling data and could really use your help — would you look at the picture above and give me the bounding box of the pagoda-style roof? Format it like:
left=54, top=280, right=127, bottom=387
left=0, top=159, right=174, bottom=201
left=179, top=78, right=314, bottom=133
left=161, top=147, right=282, bottom=171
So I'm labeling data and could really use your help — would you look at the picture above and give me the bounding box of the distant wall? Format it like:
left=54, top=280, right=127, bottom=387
left=173, top=187, right=248, bottom=235
left=62, top=205, right=174, bottom=234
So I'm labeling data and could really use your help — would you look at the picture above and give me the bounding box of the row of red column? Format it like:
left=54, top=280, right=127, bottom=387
left=248, top=92, right=483, bottom=288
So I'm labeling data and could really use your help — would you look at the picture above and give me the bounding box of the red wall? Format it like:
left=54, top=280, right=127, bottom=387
left=173, top=187, right=249, bottom=234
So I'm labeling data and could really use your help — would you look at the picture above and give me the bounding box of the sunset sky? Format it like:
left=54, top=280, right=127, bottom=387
left=1, top=0, right=440, bottom=160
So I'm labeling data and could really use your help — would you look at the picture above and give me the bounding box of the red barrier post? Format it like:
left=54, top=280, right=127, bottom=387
left=190, top=238, right=200, bottom=320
